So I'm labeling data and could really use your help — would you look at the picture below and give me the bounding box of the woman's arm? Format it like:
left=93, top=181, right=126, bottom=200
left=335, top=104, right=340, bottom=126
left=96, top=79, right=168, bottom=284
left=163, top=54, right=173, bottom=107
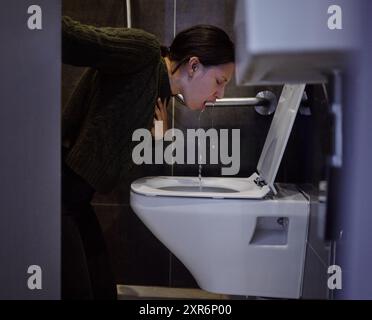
left=62, top=16, right=160, bottom=74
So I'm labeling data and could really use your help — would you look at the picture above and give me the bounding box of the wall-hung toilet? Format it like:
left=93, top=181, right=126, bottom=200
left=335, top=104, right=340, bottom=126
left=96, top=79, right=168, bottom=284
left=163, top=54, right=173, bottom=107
left=130, top=85, right=330, bottom=299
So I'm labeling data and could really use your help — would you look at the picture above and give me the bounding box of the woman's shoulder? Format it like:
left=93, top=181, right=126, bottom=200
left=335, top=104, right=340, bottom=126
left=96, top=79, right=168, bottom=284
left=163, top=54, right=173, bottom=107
left=63, top=16, right=160, bottom=51
left=62, top=16, right=161, bottom=72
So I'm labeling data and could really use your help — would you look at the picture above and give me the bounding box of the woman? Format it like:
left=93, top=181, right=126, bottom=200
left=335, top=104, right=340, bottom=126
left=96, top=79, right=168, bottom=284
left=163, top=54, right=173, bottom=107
left=62, top=16, right=235, bottom=300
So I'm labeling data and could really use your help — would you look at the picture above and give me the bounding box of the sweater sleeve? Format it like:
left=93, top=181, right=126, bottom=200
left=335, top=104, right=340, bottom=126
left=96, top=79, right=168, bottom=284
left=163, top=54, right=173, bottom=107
left=62, top=16, right=161, bottom=74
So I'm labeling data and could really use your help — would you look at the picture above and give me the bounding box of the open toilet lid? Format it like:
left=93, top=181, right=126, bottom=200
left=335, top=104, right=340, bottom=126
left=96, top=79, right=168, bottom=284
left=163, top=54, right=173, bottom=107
left=256, top=84, right=306, bottom=194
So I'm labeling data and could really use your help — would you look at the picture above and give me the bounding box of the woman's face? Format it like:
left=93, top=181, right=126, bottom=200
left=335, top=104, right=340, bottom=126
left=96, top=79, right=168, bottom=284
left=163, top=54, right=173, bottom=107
left=180, top=59, right=235, bottom=110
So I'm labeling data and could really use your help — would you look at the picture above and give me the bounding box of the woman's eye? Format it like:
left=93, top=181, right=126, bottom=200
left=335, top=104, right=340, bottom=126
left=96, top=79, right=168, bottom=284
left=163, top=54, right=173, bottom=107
left=216, top=79, right=221, bottom=85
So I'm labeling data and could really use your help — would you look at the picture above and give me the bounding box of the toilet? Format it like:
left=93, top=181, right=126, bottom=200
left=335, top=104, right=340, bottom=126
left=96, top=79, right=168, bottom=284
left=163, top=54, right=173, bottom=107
left=130, top=84, right=330, bottom=299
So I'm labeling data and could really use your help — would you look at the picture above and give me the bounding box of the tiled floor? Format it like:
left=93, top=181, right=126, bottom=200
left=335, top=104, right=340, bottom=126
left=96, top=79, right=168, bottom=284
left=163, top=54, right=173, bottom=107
left=117, top=285, right=230, bottom=300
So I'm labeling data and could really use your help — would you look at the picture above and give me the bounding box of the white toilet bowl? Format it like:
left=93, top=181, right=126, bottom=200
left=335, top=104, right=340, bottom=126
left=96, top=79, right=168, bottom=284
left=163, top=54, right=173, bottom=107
left=130, top=177, right=310, bottom=298
left=130, top=85, right=317, bottom=298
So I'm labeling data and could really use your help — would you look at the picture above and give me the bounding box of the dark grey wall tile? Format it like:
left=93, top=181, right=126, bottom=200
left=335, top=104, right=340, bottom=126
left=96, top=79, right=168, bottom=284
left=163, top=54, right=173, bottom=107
left=176, top=0, right=234, bottom=36
left=94, top=204, right=171, bottom=286
left=170, top=254, right=198, bottom=288
left=62, top=0, right=126, bottom=26
left=132, top=0, right=174, bottom=45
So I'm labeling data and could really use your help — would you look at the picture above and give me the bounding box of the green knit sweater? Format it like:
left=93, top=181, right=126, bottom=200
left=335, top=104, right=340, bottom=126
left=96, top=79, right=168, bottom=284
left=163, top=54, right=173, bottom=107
left=62, top=16, right=171, bottom=193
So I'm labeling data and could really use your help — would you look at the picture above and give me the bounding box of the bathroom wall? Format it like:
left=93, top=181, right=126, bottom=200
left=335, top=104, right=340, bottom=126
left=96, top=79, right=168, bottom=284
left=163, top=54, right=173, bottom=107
left=62, top=0, right=330, bottom=288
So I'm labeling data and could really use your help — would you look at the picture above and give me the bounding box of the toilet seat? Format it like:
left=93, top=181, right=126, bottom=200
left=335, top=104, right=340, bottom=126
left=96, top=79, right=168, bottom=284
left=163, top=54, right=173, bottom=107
left=131, top=173, right=270, bottom=199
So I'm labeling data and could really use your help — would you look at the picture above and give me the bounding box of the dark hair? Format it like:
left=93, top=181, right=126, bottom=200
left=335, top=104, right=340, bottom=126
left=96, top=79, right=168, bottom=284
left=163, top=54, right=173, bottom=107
left=161, top=25, right=235, bottom=74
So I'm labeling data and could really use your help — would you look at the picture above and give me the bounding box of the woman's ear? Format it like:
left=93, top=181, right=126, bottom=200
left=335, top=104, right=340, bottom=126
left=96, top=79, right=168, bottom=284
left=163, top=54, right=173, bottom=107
left=187, top=56, right=201, bottom=77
